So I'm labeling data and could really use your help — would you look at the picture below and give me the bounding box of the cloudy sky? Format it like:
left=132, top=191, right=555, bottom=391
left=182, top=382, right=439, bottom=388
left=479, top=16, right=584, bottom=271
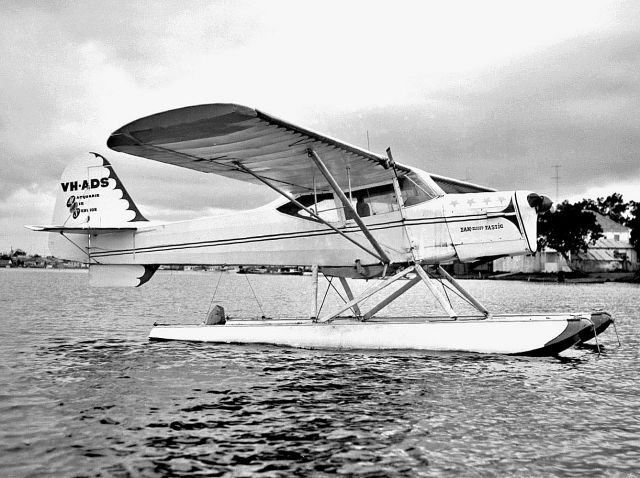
left=2, top=0, right=639, bottom=253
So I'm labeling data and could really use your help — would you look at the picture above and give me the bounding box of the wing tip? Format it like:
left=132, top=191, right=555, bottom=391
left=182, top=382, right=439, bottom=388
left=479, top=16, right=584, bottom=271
left=107, top=133, right=138, bottom=151
left=107, top=103, right=259, bottom=153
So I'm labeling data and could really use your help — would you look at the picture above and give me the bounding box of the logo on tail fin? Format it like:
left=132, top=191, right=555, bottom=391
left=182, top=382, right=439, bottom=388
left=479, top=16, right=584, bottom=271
left=66, top=196, right=81, bottom=219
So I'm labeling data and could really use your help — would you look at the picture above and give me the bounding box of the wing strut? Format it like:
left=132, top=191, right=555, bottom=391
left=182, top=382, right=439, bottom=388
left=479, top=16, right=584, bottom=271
left=307, top=149, right=391, bottom=264
left=232, top=162, right=385, bottom=263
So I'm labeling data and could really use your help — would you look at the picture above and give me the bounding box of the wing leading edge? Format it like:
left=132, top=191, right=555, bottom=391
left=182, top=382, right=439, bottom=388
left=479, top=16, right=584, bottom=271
left=107, top=103, right=408, bottom=194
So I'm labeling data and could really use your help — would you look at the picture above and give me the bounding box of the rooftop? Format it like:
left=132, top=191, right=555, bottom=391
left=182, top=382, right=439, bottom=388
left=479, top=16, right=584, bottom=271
left=593, top=212, right=629, bottom=233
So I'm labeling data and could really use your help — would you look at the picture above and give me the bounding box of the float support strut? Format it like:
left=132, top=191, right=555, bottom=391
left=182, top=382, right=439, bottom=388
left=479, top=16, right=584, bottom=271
left=363, top=275, right=421, bottom=320
left=339, top=277, right=362, bottom=318
left=318, top=265, right=415, bottom=322
left=437, top=265, right=491, bottom=318
left=415, top=265, right=457, bottom=319
left=311, top=264, right=319, bottom=320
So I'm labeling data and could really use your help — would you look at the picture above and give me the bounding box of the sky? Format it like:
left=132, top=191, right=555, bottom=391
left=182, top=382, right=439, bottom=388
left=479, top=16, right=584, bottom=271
left=1, top=0, right=639, bottom=254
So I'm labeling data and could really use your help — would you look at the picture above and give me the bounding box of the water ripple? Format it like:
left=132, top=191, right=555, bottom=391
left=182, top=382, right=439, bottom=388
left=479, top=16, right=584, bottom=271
left=1, top=269, right=639, bottom=476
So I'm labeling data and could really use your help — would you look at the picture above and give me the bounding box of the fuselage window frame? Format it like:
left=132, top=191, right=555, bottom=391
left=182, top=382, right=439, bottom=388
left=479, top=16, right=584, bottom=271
left=276, top=172, right=441, bottom=223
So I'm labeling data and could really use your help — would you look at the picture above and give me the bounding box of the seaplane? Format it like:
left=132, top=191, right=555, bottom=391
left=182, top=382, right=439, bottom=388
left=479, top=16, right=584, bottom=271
left=28, top=103, right=614, bottom=355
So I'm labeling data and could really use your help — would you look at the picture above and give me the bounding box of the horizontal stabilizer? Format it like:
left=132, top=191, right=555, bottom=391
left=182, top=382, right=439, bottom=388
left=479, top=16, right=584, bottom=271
left=25, top=225, right=138, bottom=234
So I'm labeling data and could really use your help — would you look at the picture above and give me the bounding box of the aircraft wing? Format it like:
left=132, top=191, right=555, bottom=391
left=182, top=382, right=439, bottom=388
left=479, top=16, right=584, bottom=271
left=107, top=103, right=408, bottom=194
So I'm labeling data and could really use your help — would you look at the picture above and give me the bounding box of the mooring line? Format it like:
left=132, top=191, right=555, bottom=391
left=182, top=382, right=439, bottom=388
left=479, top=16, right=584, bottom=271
left=318, top=277, right=334, bottom=317
left=243, top=273, right=267, bottom=318
left=328, top=279, right=347, bottom=304
left=205, top=271, right=225, bottom=317
left=612, top=319, right=621, bottom=347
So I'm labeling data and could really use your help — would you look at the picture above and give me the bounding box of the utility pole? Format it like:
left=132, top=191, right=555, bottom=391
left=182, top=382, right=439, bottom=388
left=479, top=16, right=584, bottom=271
left=552, top=165, right=560, bottom=202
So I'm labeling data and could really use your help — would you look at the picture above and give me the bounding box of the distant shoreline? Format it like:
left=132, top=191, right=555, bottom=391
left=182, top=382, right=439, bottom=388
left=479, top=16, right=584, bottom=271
left=487, top=271, right=639, bottom=284
left=3, top=267, right=637, bottom=283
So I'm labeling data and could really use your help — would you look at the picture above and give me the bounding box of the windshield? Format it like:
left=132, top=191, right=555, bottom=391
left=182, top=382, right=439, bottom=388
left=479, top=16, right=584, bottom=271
left=398, top=171, right=441, bottom=206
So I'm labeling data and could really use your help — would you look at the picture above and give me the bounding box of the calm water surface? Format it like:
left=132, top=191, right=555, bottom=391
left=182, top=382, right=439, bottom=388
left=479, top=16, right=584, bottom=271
left=1, top=269, right=639, bottom=477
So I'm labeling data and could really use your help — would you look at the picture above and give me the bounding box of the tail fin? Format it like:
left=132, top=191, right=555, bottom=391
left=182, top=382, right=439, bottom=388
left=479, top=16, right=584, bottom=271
left=51, top=152, right=147, bottom=229
left=26, top=153, right=149, bottom=262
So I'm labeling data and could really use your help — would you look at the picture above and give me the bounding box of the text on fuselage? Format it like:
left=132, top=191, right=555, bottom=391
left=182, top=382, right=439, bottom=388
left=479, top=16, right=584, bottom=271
left=460, top=223, right=504, bottom=233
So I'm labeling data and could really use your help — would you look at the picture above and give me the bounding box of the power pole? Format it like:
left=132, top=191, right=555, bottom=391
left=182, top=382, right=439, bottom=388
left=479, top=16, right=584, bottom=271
left=552, top=165, right=560, bottom=202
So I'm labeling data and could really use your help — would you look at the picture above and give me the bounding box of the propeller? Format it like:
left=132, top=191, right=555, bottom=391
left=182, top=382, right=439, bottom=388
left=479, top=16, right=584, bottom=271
left=527, top=193, right=554, bottom=214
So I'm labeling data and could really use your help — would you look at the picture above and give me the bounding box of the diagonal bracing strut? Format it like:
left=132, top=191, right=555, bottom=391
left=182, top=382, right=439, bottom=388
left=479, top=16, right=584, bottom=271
left=414, top=264, right=457, bottom=318
left=437, top=265, right=491, bottom=318
left=233, top=161, right=385, bottom=263
left=307, top=148, right=391, bottom=264
left=362, top=275, right=421, bottom=320
left=318, top=265, right=416, bottom=322
left=318, top=263, right=492, bottom=323
left=339, top=277, right=362, bottom=318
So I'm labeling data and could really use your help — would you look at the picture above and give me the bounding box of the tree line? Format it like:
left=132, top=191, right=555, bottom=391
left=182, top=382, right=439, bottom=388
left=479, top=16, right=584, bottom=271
left=538, top=193, right=640, bottom=262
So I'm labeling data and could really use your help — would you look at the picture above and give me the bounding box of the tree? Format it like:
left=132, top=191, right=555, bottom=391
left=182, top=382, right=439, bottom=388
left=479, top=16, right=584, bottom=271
left=537, top=201, right=604, bottom=268
left=628, top=200, right=640, bottom=256
left=576, top=193, right=629, bottom=223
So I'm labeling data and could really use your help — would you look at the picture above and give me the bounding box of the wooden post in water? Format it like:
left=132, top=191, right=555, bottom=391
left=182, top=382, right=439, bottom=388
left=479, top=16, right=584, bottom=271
left=311, top=264, right=319, bottom=321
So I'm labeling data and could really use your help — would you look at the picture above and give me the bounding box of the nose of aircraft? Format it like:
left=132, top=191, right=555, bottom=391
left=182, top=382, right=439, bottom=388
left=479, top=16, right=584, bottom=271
left=527, top=193, right=553, bottom=214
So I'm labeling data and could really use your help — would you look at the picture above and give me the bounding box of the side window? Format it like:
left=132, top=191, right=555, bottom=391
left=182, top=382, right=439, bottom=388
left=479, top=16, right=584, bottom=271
left=345, top=194, right=373, bottom=220
left=276, top=192, right=342, bottom=223
left=365, top=185, right=399, bottom=215
left=299, top=197, right=341, bottom=222
left=277, top=176, right=435, bottom=222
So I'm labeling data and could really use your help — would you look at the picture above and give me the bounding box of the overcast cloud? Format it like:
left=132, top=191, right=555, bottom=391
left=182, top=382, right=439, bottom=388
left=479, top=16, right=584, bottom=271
left=1, top=0, right=639, bottom=252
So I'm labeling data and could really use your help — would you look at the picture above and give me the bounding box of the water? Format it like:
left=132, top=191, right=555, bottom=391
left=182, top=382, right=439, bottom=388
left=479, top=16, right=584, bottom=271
left=1, top=268, right=639, bottom=477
